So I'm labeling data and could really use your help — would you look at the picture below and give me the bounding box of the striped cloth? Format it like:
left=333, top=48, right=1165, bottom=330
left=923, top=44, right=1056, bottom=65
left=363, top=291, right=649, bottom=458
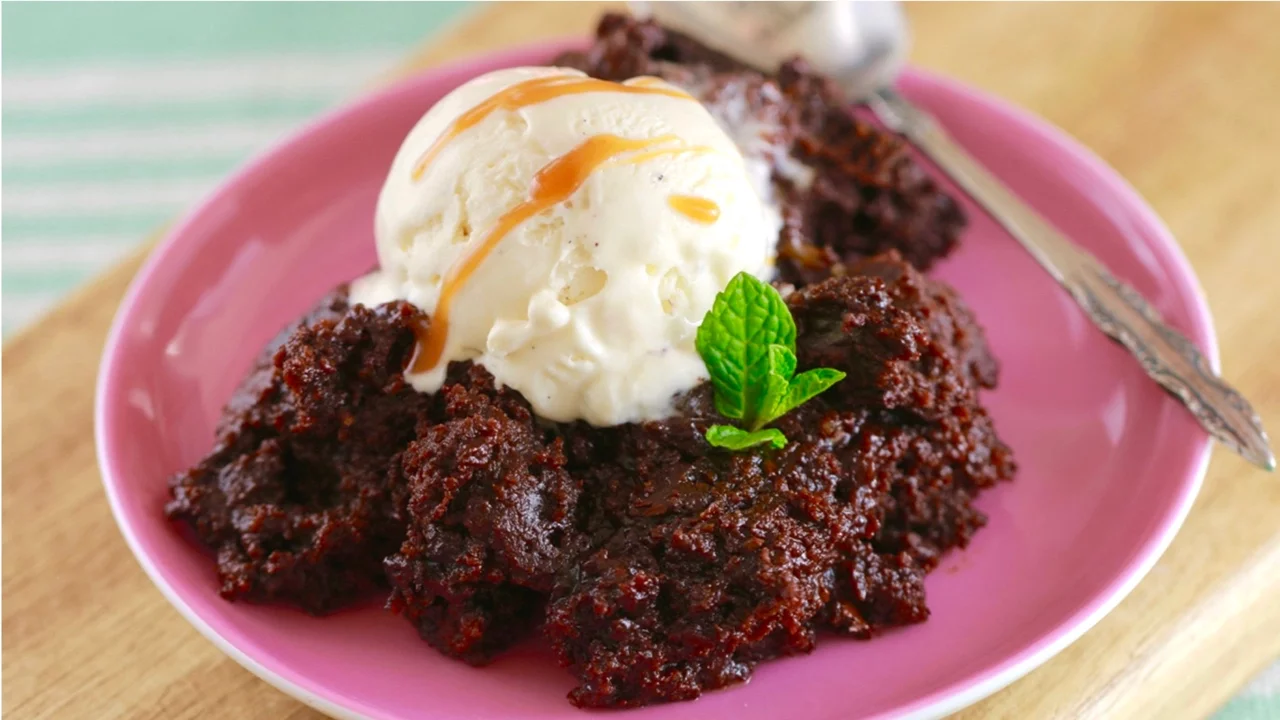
left=1236, top=675, right=1280, bottom=720
left=1, top=3, right=1276, bottom=718
left=1, top=1, right=471, bottom=334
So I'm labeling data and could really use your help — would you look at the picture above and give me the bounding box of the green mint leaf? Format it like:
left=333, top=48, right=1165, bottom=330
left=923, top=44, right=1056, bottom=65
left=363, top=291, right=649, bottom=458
left=784, top=368, right=847, bottom=413
left=705, top=424, right=788, bottom=451
left=697, top=272, right=843, bottom=454
left=754, top=344, right=797, bottom=430
left=697, top=298, right=746, bottom=420
left=768, top=343, right=797, bottom=379
left=711, top=379, right=747, bottom=421
left=695, top=272, right=796, bottom=424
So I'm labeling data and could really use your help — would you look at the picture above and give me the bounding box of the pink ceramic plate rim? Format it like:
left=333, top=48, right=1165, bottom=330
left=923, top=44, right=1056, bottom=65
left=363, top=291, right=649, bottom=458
left=95, top=40, right=1216, bottom=720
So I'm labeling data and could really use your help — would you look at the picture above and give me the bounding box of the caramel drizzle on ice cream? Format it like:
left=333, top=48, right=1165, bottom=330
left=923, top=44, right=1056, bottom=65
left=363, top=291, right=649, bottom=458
left=411, top=134, right=714, bottom=373
left=411, top=75, right=692, bottom=181
left=668, top=195, right=721, bottom=224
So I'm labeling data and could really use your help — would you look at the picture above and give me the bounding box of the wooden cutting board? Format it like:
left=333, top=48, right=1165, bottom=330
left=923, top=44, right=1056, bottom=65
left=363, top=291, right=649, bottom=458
left=5, top=3, right=1279, bottom=718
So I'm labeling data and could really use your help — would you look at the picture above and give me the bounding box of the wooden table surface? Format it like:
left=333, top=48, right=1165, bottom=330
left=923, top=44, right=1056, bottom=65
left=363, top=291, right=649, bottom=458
left=5, top=3, right=1279, bottom=718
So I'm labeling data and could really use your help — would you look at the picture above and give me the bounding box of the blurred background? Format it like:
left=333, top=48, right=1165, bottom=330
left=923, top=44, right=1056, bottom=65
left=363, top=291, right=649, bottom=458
left=1, top=2, right=1277, bottom=718
left=1, top=1, right=471, bottom=335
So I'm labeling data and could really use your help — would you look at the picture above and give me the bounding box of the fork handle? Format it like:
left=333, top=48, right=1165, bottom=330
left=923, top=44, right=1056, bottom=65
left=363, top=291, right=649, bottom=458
left=868, top=87, right=1274, bottom=471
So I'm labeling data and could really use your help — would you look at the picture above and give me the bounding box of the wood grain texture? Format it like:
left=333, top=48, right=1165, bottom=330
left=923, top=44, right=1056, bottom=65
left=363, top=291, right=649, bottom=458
left=3, top=3, right=1278, bottom=718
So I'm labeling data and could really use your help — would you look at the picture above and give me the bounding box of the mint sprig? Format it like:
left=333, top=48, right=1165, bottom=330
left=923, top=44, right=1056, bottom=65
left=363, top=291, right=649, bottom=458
left=705, top=425, right=787, bottom=451
left=695, top=272, right=846, bottom=451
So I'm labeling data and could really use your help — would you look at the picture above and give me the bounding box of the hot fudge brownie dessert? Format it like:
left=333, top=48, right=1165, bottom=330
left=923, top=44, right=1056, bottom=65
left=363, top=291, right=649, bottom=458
left=166, top=14, right=1014, bottom=709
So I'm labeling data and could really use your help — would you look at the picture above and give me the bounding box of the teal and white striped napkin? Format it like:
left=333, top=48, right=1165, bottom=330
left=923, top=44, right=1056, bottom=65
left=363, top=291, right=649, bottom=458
left=1, top=3, right=1276, bottom=717
left=2, top=1, right=470, bottom=334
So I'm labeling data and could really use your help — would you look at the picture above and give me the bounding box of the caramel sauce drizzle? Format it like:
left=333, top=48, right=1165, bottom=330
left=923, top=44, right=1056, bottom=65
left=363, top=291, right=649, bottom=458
left=667, top=195, right=721, bottom=224
left=622, top=145, right=717, bottom=166
left=410, top=75, right=690, bottom=181
left=412, top=134, right=701, bottom=373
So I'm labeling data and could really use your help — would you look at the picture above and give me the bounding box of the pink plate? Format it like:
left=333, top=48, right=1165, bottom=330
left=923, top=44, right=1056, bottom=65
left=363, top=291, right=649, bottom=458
left=96, top=40, right=1215, bottom=720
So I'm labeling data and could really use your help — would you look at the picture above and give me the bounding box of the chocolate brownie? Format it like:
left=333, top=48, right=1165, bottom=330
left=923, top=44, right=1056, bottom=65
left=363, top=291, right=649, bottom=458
left=165, top=14, right=1013, bottom=710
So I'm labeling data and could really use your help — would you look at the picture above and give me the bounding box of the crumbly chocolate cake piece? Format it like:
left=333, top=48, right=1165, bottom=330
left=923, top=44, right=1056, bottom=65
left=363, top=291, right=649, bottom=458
left=868, top=407, right=1010, bottom=569
left=168, top=252, right=1011, bottom=705
left=789, top=250, right=997, bottom=419
left=384, top=365, right=581, bottom=664
left=850, top=252, right=1000, bottom=390
left=546, top=411, right=875, bottom=708
left=545, top=254, right=1013, bottom=707
left=166, top=290, right=431, bottom=614
left=788, top=253, right=1013, bottom=568
left=556, top=13, right=968, bottom=281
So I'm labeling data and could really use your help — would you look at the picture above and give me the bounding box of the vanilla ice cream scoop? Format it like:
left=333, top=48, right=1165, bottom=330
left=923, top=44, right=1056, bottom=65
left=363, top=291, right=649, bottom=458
left=351, top=66, right=779, bottom=425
